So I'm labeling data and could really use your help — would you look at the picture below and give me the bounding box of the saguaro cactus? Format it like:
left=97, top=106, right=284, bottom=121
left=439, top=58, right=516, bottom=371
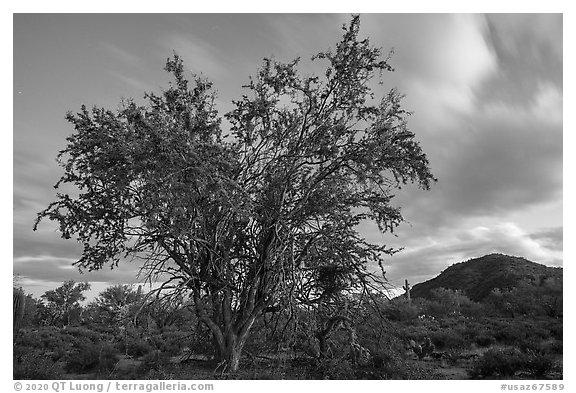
left=403, top=279, right=412, bottom=305
left=13, top=288, right=26, bottom=332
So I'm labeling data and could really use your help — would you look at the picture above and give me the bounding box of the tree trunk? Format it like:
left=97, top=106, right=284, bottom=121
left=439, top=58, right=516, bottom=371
left=218, top=342, right=243, bottom=372
left=215, top=328, right=252, bottom=372
left=318, top=334, right=329, bottom=358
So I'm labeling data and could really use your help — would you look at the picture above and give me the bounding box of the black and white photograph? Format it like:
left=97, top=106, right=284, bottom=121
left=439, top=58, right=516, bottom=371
left=12, top=11, right=564, bottom=384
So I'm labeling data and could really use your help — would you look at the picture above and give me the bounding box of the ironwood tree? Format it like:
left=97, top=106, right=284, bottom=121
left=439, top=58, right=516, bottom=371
left=35, top=16, right=435, bottom=371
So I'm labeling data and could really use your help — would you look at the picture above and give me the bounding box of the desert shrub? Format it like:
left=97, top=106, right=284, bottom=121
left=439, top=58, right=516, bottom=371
left=461, top=300, right=485, bottom=318
left=494, top=320, right=552, bottom=351
left=126, top=336, right=153, bottom=357
left=400, top=323, right=437, bottom=344
left=459, top=320, right=486, bottom=340
left=369, top=348, right=439, bottom=379
left=114, top=330, right=153, bottom=357
left=15, top=327, right=75, bottom=361
left=316, top=358, right=355, bottom=379
left=19, top=327, right=66, bottom=350
left=420, top=288, right=480, bottom=318
left=382, top=298, right=418, bottom=322
left=63, top=341, right=118, bottom=373
left=16, top=329, right=44, bottom=348
left=148, top=329, right=192, bottom=355
left=493, top=322, right=526, bottom=345
left=540, top=340, right=562, bottom=355
left=549, top=323, right=563, bottom=340
left=64, top=326, right=103, bottom=341
left=525, top=350, right=556, bottom=377
left=470, top=347, right=526, bottom=378
left=474, top=333, right=496, bottom=348
left=13, top=349, right=63, bottom=379
left=429, top=329, right=465, bottom=350
left=138, top=350, right=171, bottom=374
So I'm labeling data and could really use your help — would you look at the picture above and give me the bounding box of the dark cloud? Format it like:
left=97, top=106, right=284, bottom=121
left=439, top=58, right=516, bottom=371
left=529, top=227, right=563, bottom=252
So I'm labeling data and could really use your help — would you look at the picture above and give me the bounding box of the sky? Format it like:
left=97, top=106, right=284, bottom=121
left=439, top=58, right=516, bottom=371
left=12, top=13, right=563, bottom=300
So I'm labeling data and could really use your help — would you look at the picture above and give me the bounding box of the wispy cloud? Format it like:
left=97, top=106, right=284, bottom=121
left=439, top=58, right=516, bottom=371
left=100, top=42, right=143, bottom=66
left=13, top=255, right=78, bottom=264
left=109, top=71, right=157, bottom=94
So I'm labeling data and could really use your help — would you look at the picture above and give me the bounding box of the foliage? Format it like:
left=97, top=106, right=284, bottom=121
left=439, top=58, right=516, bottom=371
left=381, top=297, right=419, bottom=321
left=90, top=284, right=143, bottom=326
left=147, top=328, right=194, bottom=354
left=474, top=333, right=496, bottom=348
left=470, top=347, right=526, bottom=378
left=33, top=15, right=434, bottom=371
left=420, top=288, right=482, bottom=318
left=12, top=279, right=563, bottom=379
left=63, top=341, right=118, bottom=374
left=525, top=350, right=556, bottom=377
left=470, top=347, right=557, bottom=379
left=40, top=280, right=90, bottom=327
left=485, top=277, right=563, bottom=318
left=13, top=349, right=64, bottom=380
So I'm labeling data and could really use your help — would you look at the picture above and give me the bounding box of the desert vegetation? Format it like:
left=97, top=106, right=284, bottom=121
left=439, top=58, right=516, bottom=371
left=13, top=270, right=562, bottom=380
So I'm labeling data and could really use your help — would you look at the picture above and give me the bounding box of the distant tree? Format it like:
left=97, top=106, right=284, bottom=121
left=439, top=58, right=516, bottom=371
left=91, top=284, right=143, bottom=326
left=34, top=16, right=435, bottom=371
left=40, top=281, right=90, bottom=327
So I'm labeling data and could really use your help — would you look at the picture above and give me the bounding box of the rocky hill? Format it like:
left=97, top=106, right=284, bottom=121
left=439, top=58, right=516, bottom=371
left=410, top=253, right=562, bottom=302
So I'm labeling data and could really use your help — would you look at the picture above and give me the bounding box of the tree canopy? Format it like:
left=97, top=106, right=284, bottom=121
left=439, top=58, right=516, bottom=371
left=35, top=15, right=435, bottom=371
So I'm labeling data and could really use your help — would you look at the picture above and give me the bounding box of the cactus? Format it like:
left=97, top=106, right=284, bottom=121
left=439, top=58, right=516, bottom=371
left=403, top=279, right=411, bottom=305
left=422, top=337, right=435, bottom=357
left=13, top=287, right=26, bottom=332
left=409, top=337, right=435, bottom=359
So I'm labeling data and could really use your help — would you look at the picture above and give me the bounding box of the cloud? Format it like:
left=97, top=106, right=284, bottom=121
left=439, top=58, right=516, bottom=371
left=100, top=42, right=143, bottom=66
left=379, top=221, right=563, bottom=287
left=13, top=253, right=145, bottom=289
left=528, top=227, right=563, bottom=252
left=358, top=14, right=497, bottom=127
left=370, top=14, right=563, bottom=249
left=109, top=71, right=156, bottom=93
left=481, top=82, right=562, bottom=126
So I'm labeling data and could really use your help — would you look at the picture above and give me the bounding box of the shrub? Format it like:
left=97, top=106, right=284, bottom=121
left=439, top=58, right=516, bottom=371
left=549, top=323, right=563, bottom=340
left=525, top=350, right=556, bottom=377
left=470, top=347, right=526, bottom=378
left=115, top=333, right=153, bottom=357
left=148, top=329, right=192, bottom=355
left=64, top=341, right=118, bottom=374
left=64, top=326, right=103, bottom=341
left=540, top=340, right=563, bottom=355
left=127, top=337, right=153, bottom=357
left=13, top=350, right=63, bottom=379
left=138, top=350, right=172, bottom=375
left=382, top=298, right=419, bottom=322
left=474, top=334, right=496, bottom=348
left=429, top=329, right=465, bottom=350
left=316, top=358, right=356, bottom=379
